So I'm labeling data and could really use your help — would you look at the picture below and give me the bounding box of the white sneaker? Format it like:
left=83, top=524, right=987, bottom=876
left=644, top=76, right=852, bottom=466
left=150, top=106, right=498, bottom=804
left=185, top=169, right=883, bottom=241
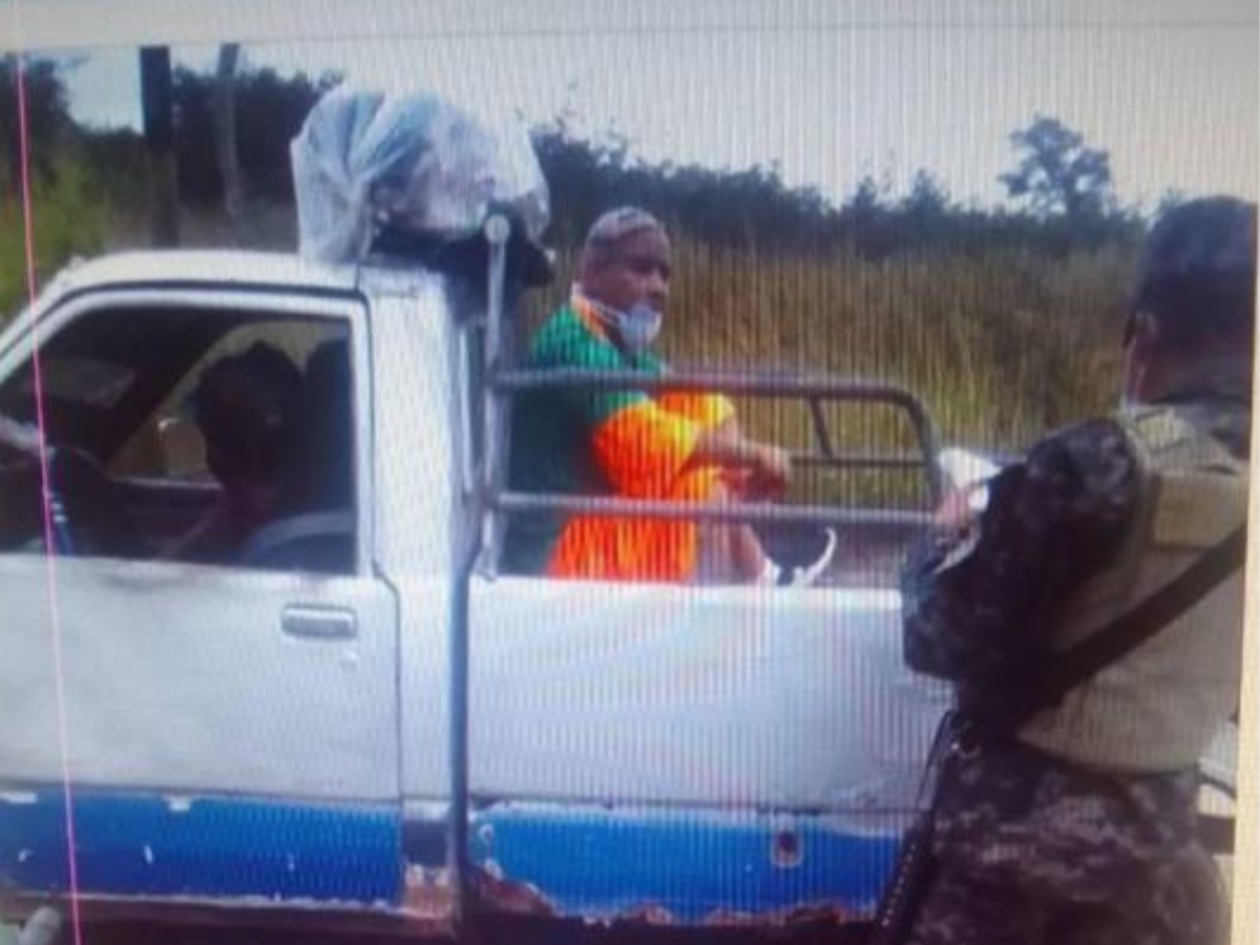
left=759, top=528, right=838, bottom=588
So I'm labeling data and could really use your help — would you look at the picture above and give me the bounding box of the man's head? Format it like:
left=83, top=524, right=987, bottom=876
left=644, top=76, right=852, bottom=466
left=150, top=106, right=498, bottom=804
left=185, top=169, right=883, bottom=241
left=1123, top=196, right=1257, bottom=404
left=190, top=343, right=305, bottom=513
left=577, top=207, right=672, bottom=319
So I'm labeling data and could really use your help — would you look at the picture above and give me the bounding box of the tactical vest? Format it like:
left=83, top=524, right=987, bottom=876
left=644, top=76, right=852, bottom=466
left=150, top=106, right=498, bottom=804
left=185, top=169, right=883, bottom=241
left=1019, top=403, right=1250, bottom=773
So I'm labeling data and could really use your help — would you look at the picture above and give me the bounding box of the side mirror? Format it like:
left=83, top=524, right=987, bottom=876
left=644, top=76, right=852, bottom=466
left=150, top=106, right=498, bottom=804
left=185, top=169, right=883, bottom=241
left=157, top=415, right=207, bottom=480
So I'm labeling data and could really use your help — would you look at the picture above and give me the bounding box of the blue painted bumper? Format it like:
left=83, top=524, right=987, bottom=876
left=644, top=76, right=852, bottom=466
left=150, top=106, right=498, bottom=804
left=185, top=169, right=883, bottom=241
left=0, top=787, right=402, bottom=905
left=2, top=788, right=905, bottom=926
left=471, top=802, right=903, bottom=924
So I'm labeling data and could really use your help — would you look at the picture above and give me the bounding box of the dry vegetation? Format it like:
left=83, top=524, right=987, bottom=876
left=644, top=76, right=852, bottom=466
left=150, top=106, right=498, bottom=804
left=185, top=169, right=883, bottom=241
left=527, top=237, right=1135, bottom=506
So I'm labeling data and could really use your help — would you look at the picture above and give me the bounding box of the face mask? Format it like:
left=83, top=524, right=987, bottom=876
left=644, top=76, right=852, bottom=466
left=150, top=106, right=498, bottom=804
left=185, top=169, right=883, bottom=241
left=578, top=290, right=663, bottom=353
left=614, top=301, right=663, bottom=353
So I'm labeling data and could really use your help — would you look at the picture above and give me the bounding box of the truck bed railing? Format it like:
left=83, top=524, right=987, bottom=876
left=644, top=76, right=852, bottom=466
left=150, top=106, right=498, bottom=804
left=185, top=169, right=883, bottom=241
left=495, top=367, right=940, bottom=486
left=488, top=369, right=943, bottom=528
left=493, top=491, right=935, bottom=529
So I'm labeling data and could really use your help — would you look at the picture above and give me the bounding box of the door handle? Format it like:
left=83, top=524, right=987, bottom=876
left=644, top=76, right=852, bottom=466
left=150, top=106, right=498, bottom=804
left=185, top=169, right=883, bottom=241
left=281, top=605, right=358, bottom=640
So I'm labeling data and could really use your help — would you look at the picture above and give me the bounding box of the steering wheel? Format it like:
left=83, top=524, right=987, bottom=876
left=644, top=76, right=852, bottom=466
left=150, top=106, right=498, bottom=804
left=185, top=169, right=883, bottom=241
left=45, top=446, right=140, bottom=557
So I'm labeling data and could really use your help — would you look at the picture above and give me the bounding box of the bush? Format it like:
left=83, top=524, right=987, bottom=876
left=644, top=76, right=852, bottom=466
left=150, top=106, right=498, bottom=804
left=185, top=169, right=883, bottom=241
left=0, top=155, right=109, bottom=321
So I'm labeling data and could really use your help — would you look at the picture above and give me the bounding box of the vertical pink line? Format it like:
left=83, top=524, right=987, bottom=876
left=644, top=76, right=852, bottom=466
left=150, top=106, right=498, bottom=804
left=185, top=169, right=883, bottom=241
left=11, top=32, right=86, bottom=945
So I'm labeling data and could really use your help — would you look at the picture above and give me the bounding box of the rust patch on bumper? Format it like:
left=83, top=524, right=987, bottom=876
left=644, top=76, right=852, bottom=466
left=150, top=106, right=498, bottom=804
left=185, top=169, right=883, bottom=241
left=703, top=901, right=855, bottom=927
left=401, top=864, right=457, bottom=935
left=473, top=864, right=857, bottom=931
left=474, top=864, right=557, bottom=917
left=469, top=801, right=882, bottom=931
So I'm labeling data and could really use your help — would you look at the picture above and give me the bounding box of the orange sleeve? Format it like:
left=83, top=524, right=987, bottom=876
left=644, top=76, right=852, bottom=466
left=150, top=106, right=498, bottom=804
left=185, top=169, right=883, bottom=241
left=657, top=392, right=737, bottom=430
left=592, top=400, right=703, bottom=498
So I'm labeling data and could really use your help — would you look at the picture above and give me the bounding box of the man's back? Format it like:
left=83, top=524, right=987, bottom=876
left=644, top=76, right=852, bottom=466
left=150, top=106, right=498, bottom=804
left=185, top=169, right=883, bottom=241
left=904, top=392, right=1249, bottom=758
left=1020, top=395, right=1249, bottom=770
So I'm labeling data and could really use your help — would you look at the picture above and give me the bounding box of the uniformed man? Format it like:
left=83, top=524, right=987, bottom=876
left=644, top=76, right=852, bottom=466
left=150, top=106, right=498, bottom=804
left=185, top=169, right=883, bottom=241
left=899, top=196, right=1254, bottom=945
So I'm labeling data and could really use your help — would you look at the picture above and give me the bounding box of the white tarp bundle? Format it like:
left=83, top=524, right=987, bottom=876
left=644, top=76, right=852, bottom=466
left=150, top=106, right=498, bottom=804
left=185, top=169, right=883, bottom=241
left=291, top=86, right=550, bottom=263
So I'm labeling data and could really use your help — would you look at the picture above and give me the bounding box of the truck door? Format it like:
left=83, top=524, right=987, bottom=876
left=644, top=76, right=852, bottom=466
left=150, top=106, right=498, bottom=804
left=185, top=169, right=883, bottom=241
left=0, top=286, right=402, bottom=921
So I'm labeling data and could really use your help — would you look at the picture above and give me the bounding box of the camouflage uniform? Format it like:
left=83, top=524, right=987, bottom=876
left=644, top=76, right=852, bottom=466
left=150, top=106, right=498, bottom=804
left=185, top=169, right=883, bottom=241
left=900, top=197, right=1255, bottom=945
left=910, top=728, right=1223, bottom=945
left=903, top=397, right=1247, bottom=945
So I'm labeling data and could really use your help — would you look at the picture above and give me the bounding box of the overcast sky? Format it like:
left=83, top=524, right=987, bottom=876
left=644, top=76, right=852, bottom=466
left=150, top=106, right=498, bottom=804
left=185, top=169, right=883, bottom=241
left=46, top=0, right=1260, bottom=210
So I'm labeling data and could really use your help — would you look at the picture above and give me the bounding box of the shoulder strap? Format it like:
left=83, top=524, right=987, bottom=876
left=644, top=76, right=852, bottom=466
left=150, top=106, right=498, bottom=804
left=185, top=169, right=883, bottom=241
left=1011, top=524, right=1248, bottom=730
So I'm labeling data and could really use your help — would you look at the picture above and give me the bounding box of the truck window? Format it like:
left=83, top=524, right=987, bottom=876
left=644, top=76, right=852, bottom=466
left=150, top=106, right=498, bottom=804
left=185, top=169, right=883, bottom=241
left=0, top=304, right=357, bottom=575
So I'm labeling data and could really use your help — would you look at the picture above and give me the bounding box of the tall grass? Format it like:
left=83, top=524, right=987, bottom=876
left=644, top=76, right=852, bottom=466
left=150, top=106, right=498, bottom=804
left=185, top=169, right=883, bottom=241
left=527, top=236, right=1136, bottom=506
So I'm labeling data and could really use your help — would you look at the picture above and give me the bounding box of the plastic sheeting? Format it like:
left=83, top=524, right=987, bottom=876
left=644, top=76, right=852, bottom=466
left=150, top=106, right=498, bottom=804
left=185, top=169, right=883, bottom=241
left=291, top=86, right=550, bottom=263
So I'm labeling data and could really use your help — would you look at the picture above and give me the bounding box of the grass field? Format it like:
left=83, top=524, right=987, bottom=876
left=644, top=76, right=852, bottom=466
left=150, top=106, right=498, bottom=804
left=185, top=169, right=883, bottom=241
left=524, top=236, right=1136, bottom=506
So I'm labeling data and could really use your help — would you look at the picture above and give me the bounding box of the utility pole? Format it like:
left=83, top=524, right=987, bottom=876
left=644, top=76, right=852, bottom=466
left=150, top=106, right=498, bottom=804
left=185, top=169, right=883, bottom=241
left=139, top=46, right=178, bottom=246
left=212, top=43, right=243, bottom=239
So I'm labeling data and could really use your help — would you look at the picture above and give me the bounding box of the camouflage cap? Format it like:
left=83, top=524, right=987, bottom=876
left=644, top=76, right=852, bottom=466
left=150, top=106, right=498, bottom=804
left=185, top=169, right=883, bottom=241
left=1132, top=196, right=1256, bottom=338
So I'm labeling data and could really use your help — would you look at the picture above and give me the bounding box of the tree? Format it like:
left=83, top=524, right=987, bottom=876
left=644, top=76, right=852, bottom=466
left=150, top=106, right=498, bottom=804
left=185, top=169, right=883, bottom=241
left=530, top=122, right=838, bottom=250
left=836, top=175, right=893, bottom=257
left=212, top=44, right=244, bottom=230
left=847, top=175, right=882, bottom=217
left=140, top=47, right=179, bottom=245
left=1154, top=187, right=1187, bottom=221
left=1000, top=115, right=1114, bottom=220
left=903, top=170, right=948, bottom=215
left=0, top=55, right=73, bottom=194
left=172, top=64, right=338, bottom=206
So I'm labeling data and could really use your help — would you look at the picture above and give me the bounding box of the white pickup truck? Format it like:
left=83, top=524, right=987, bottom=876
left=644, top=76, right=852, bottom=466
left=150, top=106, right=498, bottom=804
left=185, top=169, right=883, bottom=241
left=0, top=236, right=1234, bottom=944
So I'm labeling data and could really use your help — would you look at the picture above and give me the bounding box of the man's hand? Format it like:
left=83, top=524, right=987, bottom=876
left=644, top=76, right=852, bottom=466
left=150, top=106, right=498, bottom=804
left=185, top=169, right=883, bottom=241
left=745, top=443, right=790, bottom=500
left=934, top=485, right=981, bottom=531
left=692, top=430, right=791, bottom=500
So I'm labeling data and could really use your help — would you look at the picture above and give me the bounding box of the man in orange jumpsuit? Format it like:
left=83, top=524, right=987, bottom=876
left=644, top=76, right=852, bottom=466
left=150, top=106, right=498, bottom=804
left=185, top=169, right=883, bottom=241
left=505, top=207, right=835, bottom=585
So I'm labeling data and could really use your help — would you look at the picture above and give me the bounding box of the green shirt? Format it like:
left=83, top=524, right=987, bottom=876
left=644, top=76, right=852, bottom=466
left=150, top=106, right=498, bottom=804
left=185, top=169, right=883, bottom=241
left=502, top=302, right=667, bottom=574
